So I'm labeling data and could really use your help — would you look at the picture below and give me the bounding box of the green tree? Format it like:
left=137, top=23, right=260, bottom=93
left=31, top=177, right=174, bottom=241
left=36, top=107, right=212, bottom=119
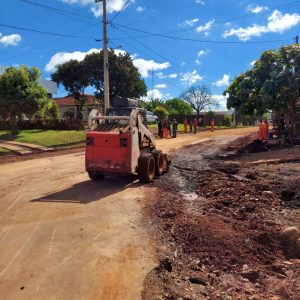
left=206, top=110, right=216, bottom=120
left=224, top=45, right=300, bottom=125
left=83, top=50, right=147, bottom=101
left=148, top=98, right=166, bottom=111
left=165, top=98, right=193, bottom=114
left=153, top=106, right=169, bottom=120
left=181, top=85, right=217, bottom=116
left=51, top=60, right=89, bottom=121
left=0, top=66, right=48, bottom=134
left=45, top=100, right=60, bottom=119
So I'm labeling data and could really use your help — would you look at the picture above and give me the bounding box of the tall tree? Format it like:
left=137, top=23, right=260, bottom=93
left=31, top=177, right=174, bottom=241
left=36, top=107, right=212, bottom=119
left=165, top=98, right=193, bottom=114
left=224, top=45, right=300, bottom=125
left=83, top=50, right=147, bottom=102
left=51, top=60, right=89, bottom=121
left=181, top=85, right=216, bottom=116
left=0, top=66, right=48, bottom=134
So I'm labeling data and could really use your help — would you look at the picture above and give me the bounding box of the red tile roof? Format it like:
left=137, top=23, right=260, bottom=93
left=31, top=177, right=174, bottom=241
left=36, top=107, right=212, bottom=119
left=53, top=94, right=97, bottom=107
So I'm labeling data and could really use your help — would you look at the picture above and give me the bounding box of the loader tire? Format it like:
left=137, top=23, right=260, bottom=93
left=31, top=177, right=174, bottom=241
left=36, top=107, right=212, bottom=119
left=138, top=153, right=155, bottom=183
left=88, top=172, right=105, bottom=181
left=152, top=150, right=164, bottom=176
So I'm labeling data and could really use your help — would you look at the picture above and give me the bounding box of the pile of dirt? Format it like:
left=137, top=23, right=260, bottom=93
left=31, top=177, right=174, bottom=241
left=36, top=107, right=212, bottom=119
left=143, top=138, right=300, bottom=300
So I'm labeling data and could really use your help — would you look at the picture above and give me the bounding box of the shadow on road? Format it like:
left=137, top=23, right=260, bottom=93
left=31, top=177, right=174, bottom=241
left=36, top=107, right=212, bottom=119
left=31, top=176, right=142, bottom=204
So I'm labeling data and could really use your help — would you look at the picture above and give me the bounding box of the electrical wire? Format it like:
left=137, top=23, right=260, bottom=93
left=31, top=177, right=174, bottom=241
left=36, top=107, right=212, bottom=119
left=0, top=24, right=97, bottom=64
left=0, top=23, right=97, bottom=40
left=109, top=0, right=131, bottom=23
left=112, top=23, right=285, bottom=45
left=19, top=0, right=95, bottom=20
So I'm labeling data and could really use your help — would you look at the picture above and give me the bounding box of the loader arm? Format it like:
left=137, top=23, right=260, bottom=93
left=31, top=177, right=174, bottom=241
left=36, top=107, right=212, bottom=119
left=137, top=114, right=156, bottom=149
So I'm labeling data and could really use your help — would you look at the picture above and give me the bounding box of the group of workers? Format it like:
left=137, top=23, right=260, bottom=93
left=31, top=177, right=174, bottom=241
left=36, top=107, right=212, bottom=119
left=158, top=118, right=178, bottom=138
left=158, top=117, right=215, bottom=139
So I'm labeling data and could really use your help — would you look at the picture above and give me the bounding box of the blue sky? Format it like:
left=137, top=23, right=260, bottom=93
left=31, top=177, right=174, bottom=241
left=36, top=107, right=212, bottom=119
left=1, top=0, right=300, bottom=109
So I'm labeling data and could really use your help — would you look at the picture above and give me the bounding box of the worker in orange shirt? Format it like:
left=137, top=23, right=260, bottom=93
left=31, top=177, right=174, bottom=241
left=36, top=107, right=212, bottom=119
left=184, top=118, right=188, bottom=133
left=258, top=120, right=265, bottom=142
left=264, top=119, right=269, bottom=141
left=210, top=118, right=215, bottom=132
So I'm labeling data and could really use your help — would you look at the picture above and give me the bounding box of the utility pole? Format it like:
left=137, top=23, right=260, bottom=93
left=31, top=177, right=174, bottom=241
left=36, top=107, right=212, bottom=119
left=95, top=0, right=110, bottom=111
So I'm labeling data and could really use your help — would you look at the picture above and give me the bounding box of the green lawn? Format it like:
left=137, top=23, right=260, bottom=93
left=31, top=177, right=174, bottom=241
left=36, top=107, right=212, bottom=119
left=0, top=147, right=10, bottom=155
left=0, top=130, right=86, bottom=148
left=149, top=124, right=233, bottom=131
left=149, top=124, right=186, bottom=131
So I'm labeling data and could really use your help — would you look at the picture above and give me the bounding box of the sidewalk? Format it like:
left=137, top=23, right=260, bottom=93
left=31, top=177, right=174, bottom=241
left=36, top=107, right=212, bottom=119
left=0, top=140, right=53, bottom=155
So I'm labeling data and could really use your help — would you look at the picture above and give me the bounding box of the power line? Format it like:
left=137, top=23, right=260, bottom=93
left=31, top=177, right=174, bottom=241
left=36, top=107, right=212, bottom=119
left=112, top=23, right=285, bottom=45
left=117, top=0, right=300, bottom=37
left=19, top=0, right=95, bottom=20
left=109, top=0, right=131, bottom=23
left=0, top=23, right=97, bottom=40
left=0, top=24, right=97, bottom=64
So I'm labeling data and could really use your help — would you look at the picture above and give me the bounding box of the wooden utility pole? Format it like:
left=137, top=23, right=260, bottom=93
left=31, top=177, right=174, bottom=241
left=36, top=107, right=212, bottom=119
left=95, top=0, right=110, bottom=111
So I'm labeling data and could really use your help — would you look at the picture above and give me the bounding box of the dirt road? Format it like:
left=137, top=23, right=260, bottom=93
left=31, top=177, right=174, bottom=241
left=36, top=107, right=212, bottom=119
left=0, top=128, right=256, bottom=300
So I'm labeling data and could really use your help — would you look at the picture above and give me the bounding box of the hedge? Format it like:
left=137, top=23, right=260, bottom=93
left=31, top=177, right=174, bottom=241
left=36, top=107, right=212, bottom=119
left=0, top=119, right=84, bottom=131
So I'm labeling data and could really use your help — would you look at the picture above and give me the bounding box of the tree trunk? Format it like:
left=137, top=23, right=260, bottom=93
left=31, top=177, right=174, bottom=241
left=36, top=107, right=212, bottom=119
left=10, top=113, right=18, bottom=135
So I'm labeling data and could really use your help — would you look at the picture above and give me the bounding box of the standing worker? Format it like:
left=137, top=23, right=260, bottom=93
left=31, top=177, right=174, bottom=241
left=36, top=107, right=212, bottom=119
left=167, top=118, right=172, bottom=138
left=189, top=120, right=193, bottom=133
left=264, top=119, right=269, bottom=141
left=193, top=118, right=198, bottom=134
left=172, top=119, right=178, bottom=138
left=210, top=118, right=215, bottom=132
left=258, top=120, right=265, bottom=142
left=184, top=118, right=188, bottom=133
left=158, top=120, right=163, bottom=138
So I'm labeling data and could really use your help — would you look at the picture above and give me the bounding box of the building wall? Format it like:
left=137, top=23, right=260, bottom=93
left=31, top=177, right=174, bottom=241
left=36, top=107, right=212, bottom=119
left=58, top=105, right=93, bottom=121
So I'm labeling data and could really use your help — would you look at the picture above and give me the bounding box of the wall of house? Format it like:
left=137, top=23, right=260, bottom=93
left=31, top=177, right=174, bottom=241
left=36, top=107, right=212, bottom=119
left=58, top=105, right=93, bottom=121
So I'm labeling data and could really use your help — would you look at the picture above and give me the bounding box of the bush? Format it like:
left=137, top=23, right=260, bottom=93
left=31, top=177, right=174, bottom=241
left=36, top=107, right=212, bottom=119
left=153, top=106, right=169, bottom=120
left=0, top=119, right=84, bottom=131
left=222, top=116, right=232, bottom=127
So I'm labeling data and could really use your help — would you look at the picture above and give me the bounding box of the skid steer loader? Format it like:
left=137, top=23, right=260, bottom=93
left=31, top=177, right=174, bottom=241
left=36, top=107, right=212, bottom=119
left=85, top=97, right=171, bottom=183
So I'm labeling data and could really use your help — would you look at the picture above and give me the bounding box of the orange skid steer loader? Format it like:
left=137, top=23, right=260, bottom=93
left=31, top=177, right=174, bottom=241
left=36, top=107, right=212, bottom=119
left=85, top=97, right=171, bottom=183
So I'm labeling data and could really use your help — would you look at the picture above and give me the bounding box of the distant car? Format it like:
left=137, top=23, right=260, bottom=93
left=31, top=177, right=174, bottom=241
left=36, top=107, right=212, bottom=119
left=146, top=111, right=158, bottom=123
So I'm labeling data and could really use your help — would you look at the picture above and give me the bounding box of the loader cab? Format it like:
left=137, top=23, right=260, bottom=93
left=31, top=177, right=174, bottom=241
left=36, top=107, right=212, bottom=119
left=106, top=107, right=147, bottom=126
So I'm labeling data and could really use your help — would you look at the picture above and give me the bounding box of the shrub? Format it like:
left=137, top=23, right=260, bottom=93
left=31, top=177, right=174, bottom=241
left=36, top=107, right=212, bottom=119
left=153, top=106, right=169, bottom=120
left=222, top=116, right=232, bottom=127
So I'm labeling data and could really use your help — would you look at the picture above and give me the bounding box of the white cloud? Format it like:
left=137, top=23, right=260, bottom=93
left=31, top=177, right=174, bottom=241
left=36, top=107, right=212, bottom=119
left=155, top=84, right=167, bottom=89
left=195, top=59, right=201, bottom=65
left=212, top=95, right=228, bottom=110
left=195, top=19, right=214, bottom=35
left=0, top=33, right=22, bottom=47
left=196, top=0, right=205, bottom=5
left=133, top=59, right=170, bottom=78
left=46, top=48, right=170, bottom=77
left=181, top=61, right=186, bottom=67
left=136, top=6, right=145, bottom=12
left=224, top=10, right=300, bottom=41
left=250, top=60, right=256, bottom=66
left=46, top=48, right=101, bottom=72
left=61, top=0, right=134, bottom=18
left=156, top=72, right=166, bottom=79
left=180, top=18, right=199, bottom=27
left=197, top=49, right=209, bottom=57
left=169, top=73, right=178, bottom=79
left=247, top=5, right=269, bottom=14
left=180, top=70, right=203, bottom=85
left=146, top=89, right=163, bottom=100
left=213, top=74, right=230, bottom=87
